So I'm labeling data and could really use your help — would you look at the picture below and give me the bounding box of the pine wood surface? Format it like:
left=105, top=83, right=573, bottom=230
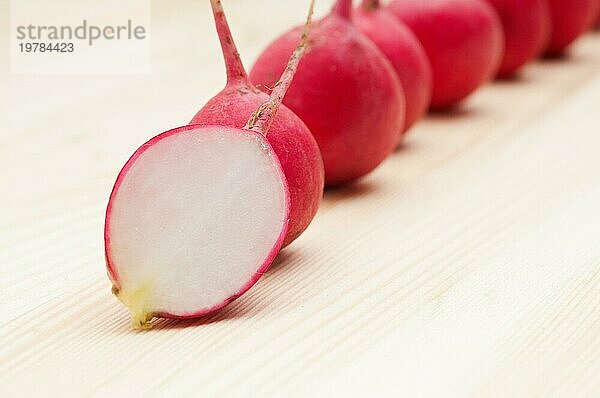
left=1, top=1, right=600, bottom=397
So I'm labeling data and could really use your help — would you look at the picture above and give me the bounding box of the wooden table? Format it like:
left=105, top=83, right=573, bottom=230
left=2, top=1, right=600, bottom=396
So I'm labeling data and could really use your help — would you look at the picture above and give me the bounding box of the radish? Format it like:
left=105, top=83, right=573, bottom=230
left=191, top=0, right=324, bottom=247
left=387, top=0, right=504, bottom=109
left=483, top=0, right=552, bottom=77
left=545, top=0, right=596, bottom=56
left=105, top=0, right=315, bottom=329
left=353, top=0, right=433, bottom=134
left=250, top=0, right=405, bottom=186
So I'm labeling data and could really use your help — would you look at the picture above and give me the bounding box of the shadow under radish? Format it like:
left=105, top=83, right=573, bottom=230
left=427, top=102, right=476, bottom=120
left=323, top=179, right=379, bottom=205
left=394, top=136, right=416, bottom=154
left=539, top=49, right=590, bottom=64
left=493, top=71, right=532, bottom=85
left=109, top=247, right=304, bottom=333
left=140, top=300, right=263, bottom=332
left=266, top=245, right=300, bottom=276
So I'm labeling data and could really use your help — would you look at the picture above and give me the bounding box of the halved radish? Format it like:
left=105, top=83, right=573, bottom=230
left=105, top=1, right=314, bottom=329
left=106, top=125, right=289, bottom=328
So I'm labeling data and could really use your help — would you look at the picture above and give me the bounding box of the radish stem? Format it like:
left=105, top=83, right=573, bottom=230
left=210, top=0, right=248, bottom=84
left=245, top=0, right=315, bottom=135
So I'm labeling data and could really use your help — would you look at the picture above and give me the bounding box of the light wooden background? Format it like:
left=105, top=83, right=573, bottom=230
left=1, top=1, right=600, bottom=397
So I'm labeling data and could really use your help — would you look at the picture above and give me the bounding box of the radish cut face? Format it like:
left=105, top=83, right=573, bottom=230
left=105, top=125, right=289, bottom=327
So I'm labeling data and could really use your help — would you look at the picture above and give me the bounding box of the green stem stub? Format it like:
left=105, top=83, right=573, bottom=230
left=112, top=284, right=154, bottom=330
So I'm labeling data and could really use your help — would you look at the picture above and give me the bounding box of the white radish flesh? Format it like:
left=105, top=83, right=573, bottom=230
left=106, top=125, right=289, bottom=328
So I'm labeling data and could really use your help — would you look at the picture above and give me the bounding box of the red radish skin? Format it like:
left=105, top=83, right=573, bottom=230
left=105, top=1, right=315, bottom=329
left=387, top=0, right=504, bottom=109
left=191, top=0, right=324, bottom=247
left=250, top=0, right=405, bottom=186
left=354, top=0, right=433, bottom=134
left=545, top=0, right=596, bottom=56
left=585, top=0, right=600, bottom=29
left=484, top=0, right=552, bottom=77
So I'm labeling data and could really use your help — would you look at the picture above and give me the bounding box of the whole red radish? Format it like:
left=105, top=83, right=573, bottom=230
left=105, top=2, right=314, bottom=329
left=250, top=0, right=405, bottom=186
left=387, top=0, right=504, bottom=109
left=483, top=0, right=552, bottom=77
left=191, top=0, right=324, bottom=247
left=353, top=0, right=433, bottom=135
left=545, top=0, right=596, bottom=56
